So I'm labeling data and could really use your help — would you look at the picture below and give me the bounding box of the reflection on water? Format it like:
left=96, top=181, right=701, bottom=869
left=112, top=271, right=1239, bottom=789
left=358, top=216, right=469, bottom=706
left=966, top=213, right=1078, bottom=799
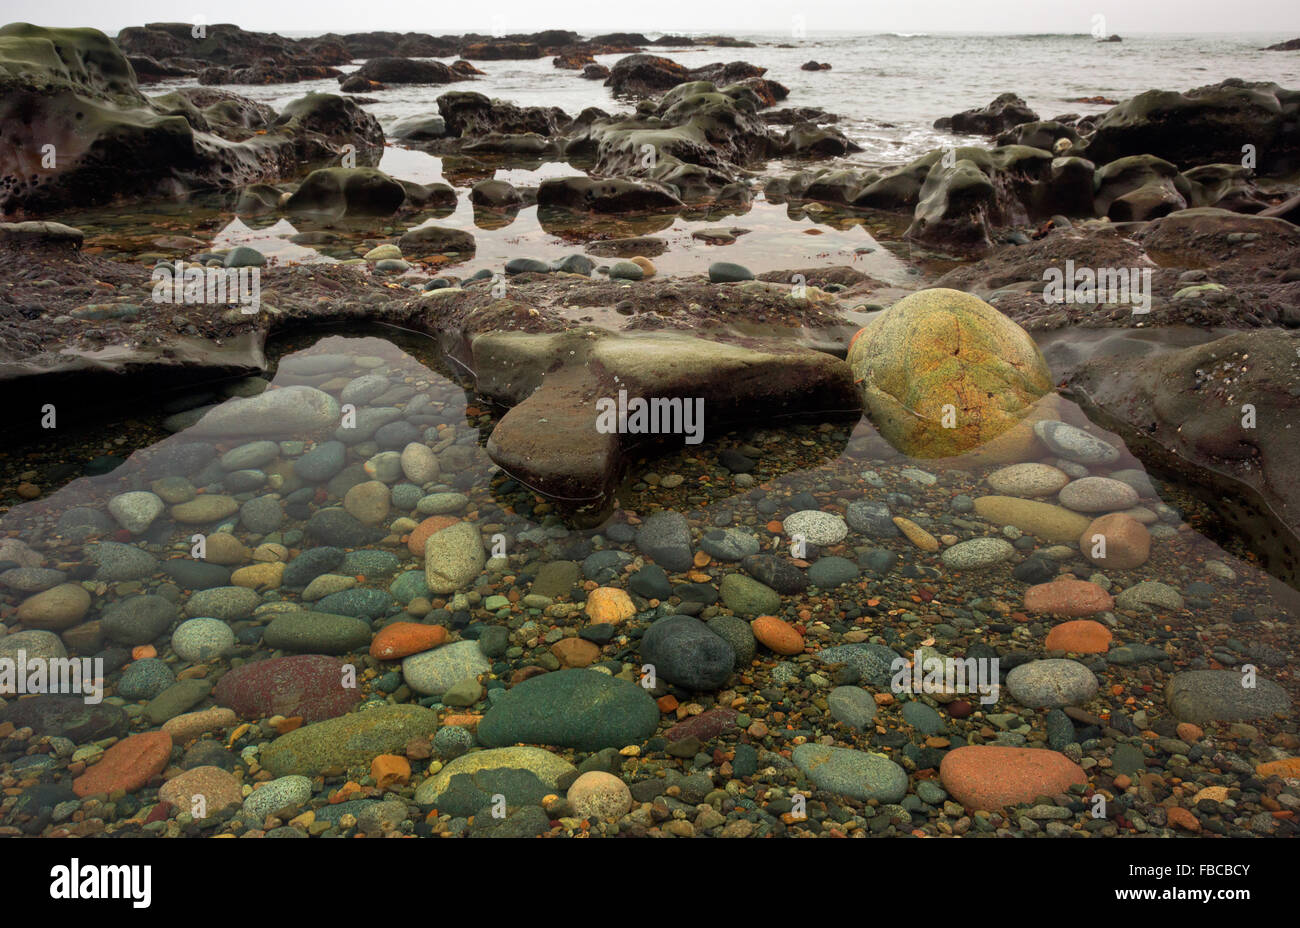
left=62, top=152, right=917, bottom=283
left=212, top=218, right=337, bottom=266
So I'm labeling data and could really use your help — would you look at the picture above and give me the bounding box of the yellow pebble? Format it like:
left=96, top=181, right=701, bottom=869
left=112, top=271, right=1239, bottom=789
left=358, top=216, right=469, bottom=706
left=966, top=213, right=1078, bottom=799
left=892, top=516, right=940, bottom=552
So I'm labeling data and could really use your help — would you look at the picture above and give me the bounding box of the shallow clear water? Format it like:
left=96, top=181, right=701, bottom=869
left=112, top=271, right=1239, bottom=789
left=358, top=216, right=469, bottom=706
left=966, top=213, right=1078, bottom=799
left=1, top=328, right=1284, bottom=600
left=3, top=328, right=1297, bottom=840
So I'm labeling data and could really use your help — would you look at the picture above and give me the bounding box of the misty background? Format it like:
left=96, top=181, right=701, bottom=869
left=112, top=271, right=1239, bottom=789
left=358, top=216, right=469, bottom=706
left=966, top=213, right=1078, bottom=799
left=1, top=0, right=1297, bottom=37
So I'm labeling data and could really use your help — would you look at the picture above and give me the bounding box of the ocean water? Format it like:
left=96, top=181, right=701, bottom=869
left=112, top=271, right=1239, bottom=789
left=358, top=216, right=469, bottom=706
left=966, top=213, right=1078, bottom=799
left=151, top=31, right=1300, bottom=166
left=85, top=30, right=1297, bottom=279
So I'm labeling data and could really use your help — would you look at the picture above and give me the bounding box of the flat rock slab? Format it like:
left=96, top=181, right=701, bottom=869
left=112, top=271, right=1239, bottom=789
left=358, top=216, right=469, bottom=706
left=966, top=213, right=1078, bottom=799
left=73, top=731, right=173, bottom=798
left=260, top=705, right=439, bottom=777
left=0, top=695, right=127, bottom=742
left=477, top=669, right=659, bottom=751
left=188, top=385, right=341, bottom=438
left=214, top=655, right=362, bottom=722
left=1166, top=670, right=1291, bottom=724
left=940, top=745, right=1087, bottom=810
left=414, top=746, right=576, bottom=807
left=1068, top=329, right=1300, bottom=582
left=1006, top=658, right=1098, bottom=708
left=791, top=743, right=908, bottom=802
left=478, top=330, right=859, bottom=507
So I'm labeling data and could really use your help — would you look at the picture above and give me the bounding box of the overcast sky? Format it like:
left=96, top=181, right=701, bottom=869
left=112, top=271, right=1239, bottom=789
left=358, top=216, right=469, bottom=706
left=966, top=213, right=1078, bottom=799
left=2, top=0, right=1297, bottom=36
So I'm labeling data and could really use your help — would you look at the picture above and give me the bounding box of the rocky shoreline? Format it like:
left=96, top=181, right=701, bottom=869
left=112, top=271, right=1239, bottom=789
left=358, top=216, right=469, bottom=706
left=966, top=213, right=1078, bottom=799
left=0, top=23, right=1298, bottom=841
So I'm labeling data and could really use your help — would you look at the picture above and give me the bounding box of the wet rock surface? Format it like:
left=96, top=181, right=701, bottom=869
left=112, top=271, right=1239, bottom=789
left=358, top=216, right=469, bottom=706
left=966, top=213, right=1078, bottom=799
left=0, top=27, right=1297, bottom=845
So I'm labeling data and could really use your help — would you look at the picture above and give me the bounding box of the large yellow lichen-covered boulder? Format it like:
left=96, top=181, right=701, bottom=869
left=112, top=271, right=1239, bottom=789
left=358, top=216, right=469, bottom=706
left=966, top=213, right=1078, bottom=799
left=847, top=288, right=1052, bottom=459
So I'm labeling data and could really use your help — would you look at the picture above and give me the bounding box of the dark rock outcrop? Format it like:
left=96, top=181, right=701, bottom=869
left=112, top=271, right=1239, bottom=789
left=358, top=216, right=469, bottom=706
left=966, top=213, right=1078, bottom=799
left=903, top=146, right=1072, bottom=250
left=461, top=41, right=541, bottom=60
left=537, top=176, right=683, bottom=213
left=935, top=93, right=1039, bottom=135
left=199, top=62, right=342, bottom=85
left=319, top=31, right=459, bottom=58
left=1067, top=329, right=1300, bottom=581
left=344, top=57, right=464, bottom=85
left=605, top=53, right=766, bottom=97
left=436, top=91, right=568, bottom=138
left=272, top=92, right=384, bottom=154
left=116, top=22, right=352, bottom=66
left=127, top=53, right=194, bottom=81
left=1093, top=155, right=1190, bottom=220
left=1084, top=80, right=1300, bottom=173
left=116, top=22, right=352, bottom=85
left=0, top=25, right=380, bottom=214
left=783, top=123, right=861, bottom=157
left=283, top=167, right=407, bottom=219
left=388, top=114, right=446, bottom=141
left=1180, top=164, right=1268, bottom=212
left=563, top=80, right=775, bottom=202
left=996, top=120, right=1083, bottom=153
left=553, top=51, right=595, bottom=70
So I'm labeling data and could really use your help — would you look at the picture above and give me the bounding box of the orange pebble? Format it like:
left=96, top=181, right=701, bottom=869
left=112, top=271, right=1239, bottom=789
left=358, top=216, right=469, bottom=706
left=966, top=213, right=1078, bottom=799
left=1176, top=722, right=1204, bottom=743
left=441, top=714, right=481, bottom=729
left=272, top=716, right=303, bottom=735
left=370, top=622, right=448, bottom=660
left=1165, top=806, right=1200, bottom=832
left=330, top=781, right=363, bottom=804
left=751, top=615, right=804, bottom=656
left=370, top=754, right=411, bottom=789
left=132, top=645, right=157, bottom=660
left=1256, top=758, right=1300, bottom=779
left=1044, top=619, right=1112, bottom=654
left=657, top=695, right=679, bottom=713
left=585, top=587, right=636, bottom=624
left=228, top=723, right=251, bottom=747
